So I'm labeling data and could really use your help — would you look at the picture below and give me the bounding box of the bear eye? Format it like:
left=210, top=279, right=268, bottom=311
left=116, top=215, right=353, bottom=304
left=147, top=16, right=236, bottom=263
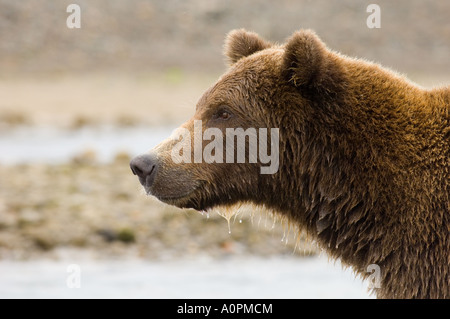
left=219, top=111, right=230, bottom=120
left=214, top=110, right=232, bottom=121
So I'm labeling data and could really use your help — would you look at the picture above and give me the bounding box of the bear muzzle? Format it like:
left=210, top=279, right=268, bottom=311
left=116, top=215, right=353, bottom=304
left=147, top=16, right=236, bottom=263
left=130, top=151, right=205, bottom=209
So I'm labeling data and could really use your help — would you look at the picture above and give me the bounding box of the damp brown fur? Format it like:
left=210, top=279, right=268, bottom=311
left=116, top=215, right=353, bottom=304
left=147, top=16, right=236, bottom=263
left=133, top=29, right=449, bottom=299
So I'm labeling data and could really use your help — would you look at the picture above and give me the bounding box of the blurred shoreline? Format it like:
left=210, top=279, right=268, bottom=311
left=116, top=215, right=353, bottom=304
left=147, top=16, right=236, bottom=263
left=1, top=0, right=449, bottom=75
left=0, top=71, right=220, bottom=130
left=0, top=153, right=318, bottom=261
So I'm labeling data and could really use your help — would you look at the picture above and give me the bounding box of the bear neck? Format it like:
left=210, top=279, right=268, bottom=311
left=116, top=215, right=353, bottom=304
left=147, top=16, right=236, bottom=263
left=260, top=77, right=448, bottom=298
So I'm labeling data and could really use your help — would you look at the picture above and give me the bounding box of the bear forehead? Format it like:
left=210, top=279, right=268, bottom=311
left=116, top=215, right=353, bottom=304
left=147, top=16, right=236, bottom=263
left=230, top=47, right=284, bottom=74
left=195, top=47, right=286, bottom=111
left=207, top=47, right=285, bottom=94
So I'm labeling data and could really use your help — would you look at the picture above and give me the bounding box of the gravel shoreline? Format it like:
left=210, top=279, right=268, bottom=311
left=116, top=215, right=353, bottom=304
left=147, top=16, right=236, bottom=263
left=0, top=154, right=318, bottom=261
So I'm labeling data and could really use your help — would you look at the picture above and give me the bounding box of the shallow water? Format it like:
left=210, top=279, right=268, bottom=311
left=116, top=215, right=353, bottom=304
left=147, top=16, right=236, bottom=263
left=0, top=125, right=174, bottom=164
left=0, top=255, right=372, bottom=299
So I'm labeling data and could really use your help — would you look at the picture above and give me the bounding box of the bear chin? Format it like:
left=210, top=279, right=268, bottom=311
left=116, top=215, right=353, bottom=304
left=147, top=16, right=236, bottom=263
left=150, top=190, right=201, bottom=209
left=156, top=189, right=243, bottom=214
left=144, top=179, right=207, bottom=208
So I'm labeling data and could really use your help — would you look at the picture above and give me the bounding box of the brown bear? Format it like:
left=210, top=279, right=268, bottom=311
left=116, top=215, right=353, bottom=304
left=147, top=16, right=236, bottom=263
left=130, top=29, right=449, bottom=299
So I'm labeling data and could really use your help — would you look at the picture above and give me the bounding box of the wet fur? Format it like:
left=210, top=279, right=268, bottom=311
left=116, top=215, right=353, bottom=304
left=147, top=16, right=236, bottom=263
left=145, top=29, right=450, bottom=298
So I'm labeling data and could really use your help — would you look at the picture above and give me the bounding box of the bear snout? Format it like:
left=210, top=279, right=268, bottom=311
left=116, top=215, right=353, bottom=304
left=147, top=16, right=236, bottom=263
left=130, top=152, right=158, bottom=189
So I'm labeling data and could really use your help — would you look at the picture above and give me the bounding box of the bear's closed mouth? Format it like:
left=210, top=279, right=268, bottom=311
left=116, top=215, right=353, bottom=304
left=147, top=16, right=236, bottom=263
left=158, top=193, right=193, bottom=201
left=150, top=181, right=206, bottom=206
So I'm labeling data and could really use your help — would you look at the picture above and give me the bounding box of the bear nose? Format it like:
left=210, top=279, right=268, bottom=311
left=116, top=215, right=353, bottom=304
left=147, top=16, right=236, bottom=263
left=130, top=153, right=158, bottom=187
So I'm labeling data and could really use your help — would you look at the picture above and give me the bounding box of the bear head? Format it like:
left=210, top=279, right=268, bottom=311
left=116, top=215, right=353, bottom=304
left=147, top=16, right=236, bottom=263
left=130, top=29, right=345, bottom=214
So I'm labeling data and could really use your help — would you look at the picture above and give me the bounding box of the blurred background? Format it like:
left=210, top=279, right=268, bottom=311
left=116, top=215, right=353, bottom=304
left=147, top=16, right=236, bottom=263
left=0, top=0, right=448, bottom=298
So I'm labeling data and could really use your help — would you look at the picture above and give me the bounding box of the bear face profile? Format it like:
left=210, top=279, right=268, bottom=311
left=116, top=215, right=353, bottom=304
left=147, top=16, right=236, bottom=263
left=130, top=29, right=449, bottom=299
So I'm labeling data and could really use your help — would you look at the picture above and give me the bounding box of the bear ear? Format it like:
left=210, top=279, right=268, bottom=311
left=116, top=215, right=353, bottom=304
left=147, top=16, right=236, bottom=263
left=224, top=29, right=272, bottom=65
left=282, top=30, right=333, bottom=89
